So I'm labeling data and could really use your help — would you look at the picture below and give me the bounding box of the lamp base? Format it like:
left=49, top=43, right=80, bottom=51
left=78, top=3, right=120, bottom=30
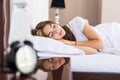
left=55, top=8, right=60, bottom=24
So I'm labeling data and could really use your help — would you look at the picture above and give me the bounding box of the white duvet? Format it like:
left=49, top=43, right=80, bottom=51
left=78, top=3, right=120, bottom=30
left=94, top=22, right=120, bottom=55
left=71, top=22, right=120, bottom=72
left=71, top=52, right=120, bottom=73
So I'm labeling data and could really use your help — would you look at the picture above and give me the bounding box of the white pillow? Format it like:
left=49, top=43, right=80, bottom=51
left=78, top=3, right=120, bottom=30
left=32, top=36, right=85, bottom=55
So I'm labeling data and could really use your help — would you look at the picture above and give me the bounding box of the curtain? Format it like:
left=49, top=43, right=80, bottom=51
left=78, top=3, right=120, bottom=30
left=0, top=0, right=10, bottom=66
left=0, top=0, right=4, bottom=67
left=0, top=0, right=10, bottom=64
left=3, top=0, right=10, bottom=56
left=0, top=0, right=10, bottom=80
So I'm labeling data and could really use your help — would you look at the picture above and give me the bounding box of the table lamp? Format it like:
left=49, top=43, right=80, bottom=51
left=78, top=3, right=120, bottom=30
left=51, top=0, right=65, bottom=24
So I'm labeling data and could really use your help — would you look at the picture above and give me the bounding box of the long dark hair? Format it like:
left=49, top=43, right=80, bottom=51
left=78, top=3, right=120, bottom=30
left=31, top=21, right=55, bottom=36
left=62, top=25, right=76, bottom=41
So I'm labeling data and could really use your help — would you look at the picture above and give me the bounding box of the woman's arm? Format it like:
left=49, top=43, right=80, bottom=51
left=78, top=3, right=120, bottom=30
left=77, top=22, right=103, bottom=49
left=73, top=45, right=98, bottom=54
left=58, top=39, right=98, bottom=54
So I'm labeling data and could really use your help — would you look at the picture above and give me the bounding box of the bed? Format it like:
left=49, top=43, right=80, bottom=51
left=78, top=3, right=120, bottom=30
left=37, top=52, right=120, bottom=80
left=31, top=36, right=120, bottom=80
left=3, top=0, right=120, bottom=79
left=71, top=52, right=120, bottom=80
left=7, top=18, right=120, bottom=80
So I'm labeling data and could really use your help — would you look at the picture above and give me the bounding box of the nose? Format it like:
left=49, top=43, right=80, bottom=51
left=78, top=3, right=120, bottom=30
left=53, top=59, right=61, bottom=65
left=53, top=28, right=60, bottom=35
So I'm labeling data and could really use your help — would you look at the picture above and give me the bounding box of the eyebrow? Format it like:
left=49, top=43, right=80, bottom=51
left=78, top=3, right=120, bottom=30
left=48, top=24, right=54, bottom=37
left=48, top=32, right=52, bottom=37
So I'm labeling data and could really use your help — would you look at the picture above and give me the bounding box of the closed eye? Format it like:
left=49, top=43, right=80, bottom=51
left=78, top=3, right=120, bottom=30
left=49, top=32, right=53, bottom=37
left=48, top=24, right=56, bottom=37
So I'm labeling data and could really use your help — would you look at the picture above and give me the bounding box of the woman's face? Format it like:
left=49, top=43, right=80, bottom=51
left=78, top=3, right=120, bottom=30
left=43, top=24, right=66, bottom=39
left=42, top=57, right=65, bottom=71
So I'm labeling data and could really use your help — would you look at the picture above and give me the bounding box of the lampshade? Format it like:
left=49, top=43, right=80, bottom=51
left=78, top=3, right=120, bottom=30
left=51, top=0, right=65, bottom=8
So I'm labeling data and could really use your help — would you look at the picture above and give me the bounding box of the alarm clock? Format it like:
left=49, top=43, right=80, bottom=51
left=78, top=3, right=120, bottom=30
left=6, top=40, right=38, bottom=75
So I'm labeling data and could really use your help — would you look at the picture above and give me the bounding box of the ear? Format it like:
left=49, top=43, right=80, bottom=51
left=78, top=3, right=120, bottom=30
left=24, top=40, right=33, bottom=47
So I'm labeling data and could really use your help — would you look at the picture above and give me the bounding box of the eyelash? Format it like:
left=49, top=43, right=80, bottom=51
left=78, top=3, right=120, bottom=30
left=49, top=25, right=55, bottom=37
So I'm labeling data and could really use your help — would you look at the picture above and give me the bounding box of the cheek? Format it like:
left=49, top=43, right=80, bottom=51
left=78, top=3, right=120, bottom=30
left=52, top=35, right=61, bottom=40
left=54, top=59, right=65, bottom=68
left=53, top=64, right=62, bottom=70
left=52, top=34, right=64, bottom=40
left=43, top=61, right=50, bottom=69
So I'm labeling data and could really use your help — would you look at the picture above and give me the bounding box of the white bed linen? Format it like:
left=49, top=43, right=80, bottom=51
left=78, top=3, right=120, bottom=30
left=37, top=52, right=83, bottom=60
left=32, top=36, right=85, bottom=55
left=71, top=52, right=120, bottom=73
left=94, top=22, right=120, bottom=54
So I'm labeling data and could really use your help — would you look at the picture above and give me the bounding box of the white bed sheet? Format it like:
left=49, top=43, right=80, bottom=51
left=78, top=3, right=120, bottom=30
left=37, top=52, right=83, bottom=59
left=37, top=51, right=120, bottom=73
left=71, top=52, right=120, bottom=73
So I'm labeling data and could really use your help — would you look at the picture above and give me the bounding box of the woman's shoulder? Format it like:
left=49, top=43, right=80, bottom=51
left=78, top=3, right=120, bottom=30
left=73, top=16, right=84, bottom=19
left=70, top=16, right=85, bottom=21
left=67, top=16, right=88, bottom=29
left=68, top=16, right=87, bottom=24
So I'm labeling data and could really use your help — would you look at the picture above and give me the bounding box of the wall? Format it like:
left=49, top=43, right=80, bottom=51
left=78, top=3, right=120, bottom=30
left=9, top=0, right=49, bottom=43
left=49, top=0, right=100, bottom=26
left=26, top=0, right=49, bottom=27
left=101, top=0, right=120, bottom=23
left=10, top=0, right=49, bottom=27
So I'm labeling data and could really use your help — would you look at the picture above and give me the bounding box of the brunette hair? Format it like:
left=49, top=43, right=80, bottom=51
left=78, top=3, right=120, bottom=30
left=31, top=21, right=55, bottom=36
left=31, top=21, right=76, bottom=41
left=62, top=25, right=76, bottom=41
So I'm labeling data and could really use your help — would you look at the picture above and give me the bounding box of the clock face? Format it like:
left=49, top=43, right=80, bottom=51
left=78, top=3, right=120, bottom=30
left=15, top=45, right=37, bottom=74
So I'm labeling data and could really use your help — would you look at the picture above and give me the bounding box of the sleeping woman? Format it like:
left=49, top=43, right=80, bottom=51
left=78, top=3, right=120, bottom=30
left=31, top=17, right=103, bottom=54
left=31, top=16, right=120, bottom=71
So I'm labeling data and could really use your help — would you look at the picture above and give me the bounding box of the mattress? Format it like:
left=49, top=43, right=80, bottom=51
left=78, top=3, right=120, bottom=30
left=71, top=52, right=120, bottom=73
left=37, top=52, right=83, bottom=59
